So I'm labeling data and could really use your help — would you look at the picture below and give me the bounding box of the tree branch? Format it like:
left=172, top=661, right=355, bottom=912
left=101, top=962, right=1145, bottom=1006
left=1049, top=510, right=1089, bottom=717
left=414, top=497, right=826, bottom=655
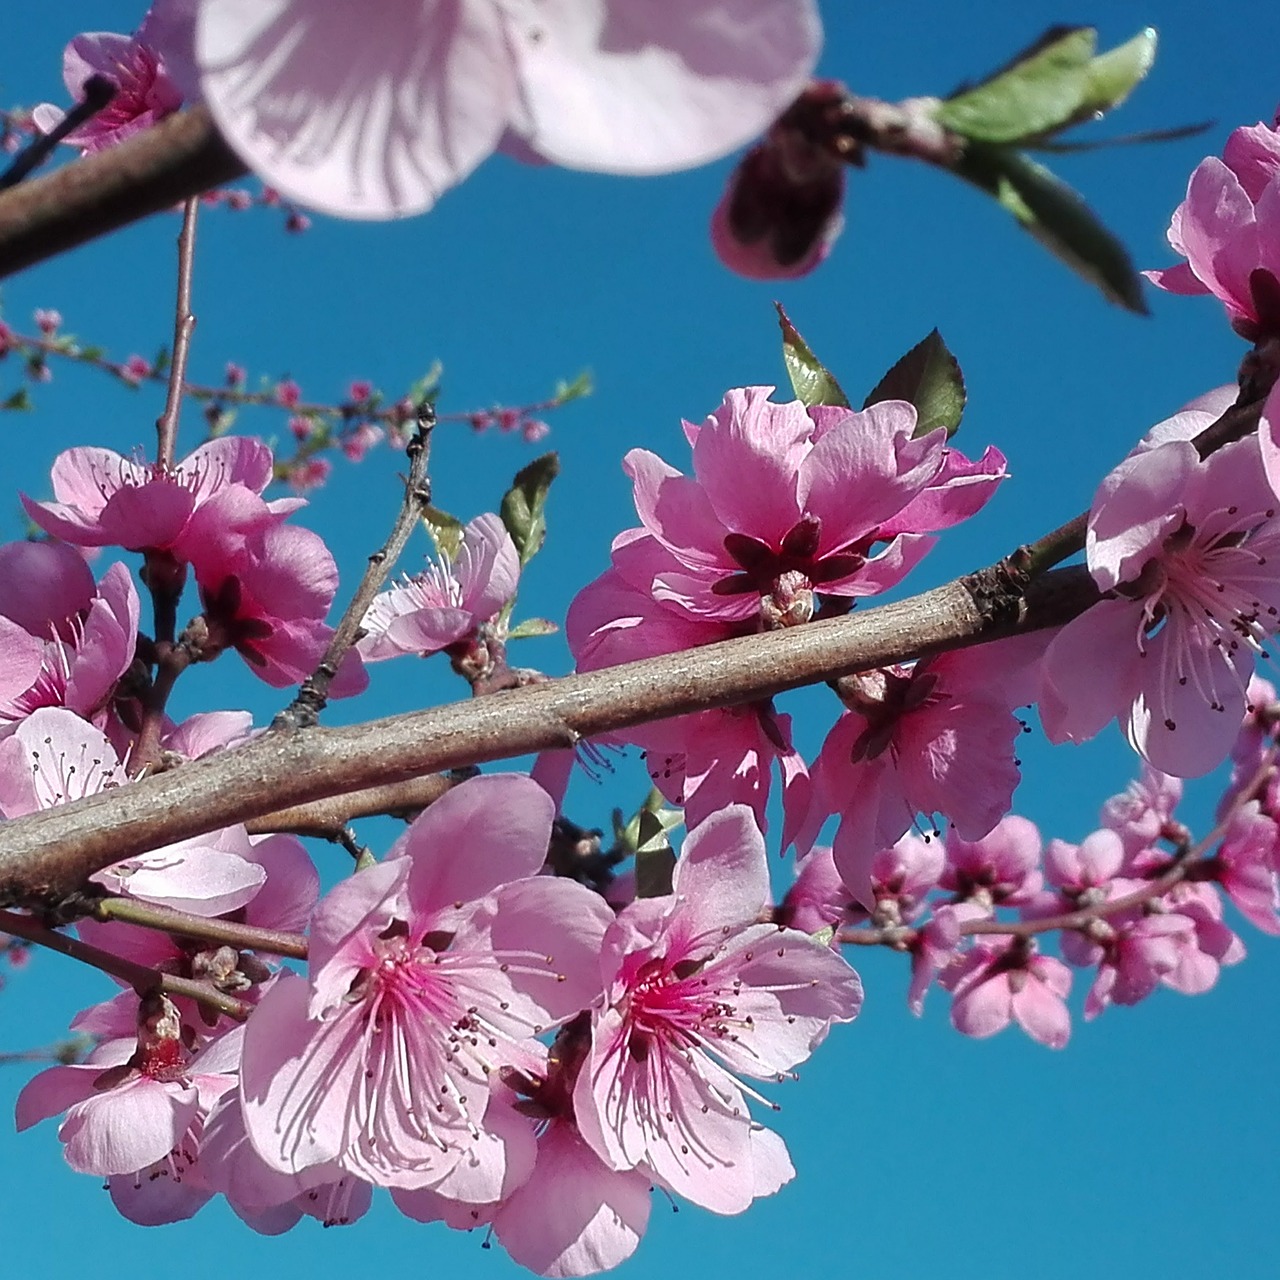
left=0, top=106, right=245, bottom=279
left=89, top=897, right=307, bottom=960
left=0, top=564, right=1097, bottom=909
left=242, top=769, right=475, bottom=837
left=279, top=407, right=435, bottom=727
left=155, top=196, right=200, bottom=470
left=0, top=909, right=252, bottom=1020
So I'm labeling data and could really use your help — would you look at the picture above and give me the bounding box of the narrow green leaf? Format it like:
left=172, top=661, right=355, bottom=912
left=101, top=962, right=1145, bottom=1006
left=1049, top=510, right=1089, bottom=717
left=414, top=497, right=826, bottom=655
left=1031, top=120, right=1214, bottom=154
left=553, top=369, right=594, bottom=403
left=952, top=143, right=1147, bottom=312
left=506, top=617, right=559, bottom=641
left=406, top=359, right=443, bottom=406
left=500, top=452, right=560, bottom=568
left=1, top=387, right=32, bottom=411
left=863, top=329, right=966, bottom=437
left=422, top=504, right=465, bottom=559
left=152, top=346, right=171, bottom=374
left=934, top=26, right=1096, bottom=143
left=776, top=303, right=849, bottom=408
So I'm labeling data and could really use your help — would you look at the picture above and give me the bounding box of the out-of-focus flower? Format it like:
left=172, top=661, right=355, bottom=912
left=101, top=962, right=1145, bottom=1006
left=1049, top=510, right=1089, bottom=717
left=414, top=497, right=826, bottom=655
left=711, top=80, right=845, bottom=279
left=193, top=0, right=823, bottom=218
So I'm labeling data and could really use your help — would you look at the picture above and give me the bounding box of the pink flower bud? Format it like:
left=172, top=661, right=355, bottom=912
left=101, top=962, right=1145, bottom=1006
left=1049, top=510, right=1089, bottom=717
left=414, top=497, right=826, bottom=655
left=711, top=82, right=846, bottom=280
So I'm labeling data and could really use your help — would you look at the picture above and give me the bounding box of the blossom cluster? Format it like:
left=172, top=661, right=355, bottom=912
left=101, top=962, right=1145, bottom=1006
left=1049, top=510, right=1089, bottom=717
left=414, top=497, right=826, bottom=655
left=6, top=7, right=1280, bottom=1276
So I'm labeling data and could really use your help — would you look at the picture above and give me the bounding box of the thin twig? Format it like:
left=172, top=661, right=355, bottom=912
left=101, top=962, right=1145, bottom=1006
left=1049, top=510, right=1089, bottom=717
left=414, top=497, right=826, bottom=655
left=278, top=407, right=436, bottom=728
left=155, top=197, right=200, bottom=470
left=0, top=76, right=116, bottom=191
left=243, top=769, right=474, bottom=837
left=0, top=909, right=252, bottom=1020
left=90, top=897, right=307, bottom=960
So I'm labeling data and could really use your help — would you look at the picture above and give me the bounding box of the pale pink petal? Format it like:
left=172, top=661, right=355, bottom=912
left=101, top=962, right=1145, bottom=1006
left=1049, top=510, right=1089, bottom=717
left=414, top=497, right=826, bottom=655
left=397, top=773, right=554, bottom=917
left=197, top=0, right=514, bottom=218
left=60, top=1077, right=199, bottom=1176
left=1039, top=600, right=1146, bottom=746
left=493, top=1121, right=651, bottom=1278
left=506, top=0, right=821, bottom=174
left=671, top=806, right=770, bottom=939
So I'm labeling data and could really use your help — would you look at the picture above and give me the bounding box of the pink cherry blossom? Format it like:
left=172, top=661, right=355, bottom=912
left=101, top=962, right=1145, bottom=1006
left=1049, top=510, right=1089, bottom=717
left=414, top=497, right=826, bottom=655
left=789, top=638, right=1042, bottom=905
left=572, top=806, right=862, bottom=1215
left=16, top=997, right=239, bottom=1182
left=240, top=774, right=613, bottom=1189
left=1211, top=801, right=1280, bottom=934
left=618, top=387, right=1001, bottom=624
left=0, top=708, right=268, bottom=916
left=194, top=0, right=822, bottom=219
left=359, top=514, right=518, bottom=661
left=1041, top=426, right=1280, bottom=777
left=567, top=560, right=807, bottom=830
left=1100, top=763, right=1184, bottom=864
left=493, top=1118, right=652, bottom=1278
left=942, top=814, right=1045, bottom=911
left=941, top=943, right=1072, bottom=1048
left=0, top=545, right=140, bottom=732
left=777, top=847, right=859, bottom=935
left=194, top=502, right=366, bottom=693
left=31, top=16, right=184, bottom=155
left=1146, top=116, right=1280, bottom=340
left=711, top=81, right=845, bottom=280
left=22, top=437, right=284, bottom=555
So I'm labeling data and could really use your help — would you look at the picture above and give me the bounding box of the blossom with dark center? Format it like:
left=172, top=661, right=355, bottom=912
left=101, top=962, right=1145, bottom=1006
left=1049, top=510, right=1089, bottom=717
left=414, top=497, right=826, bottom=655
left=788, top=636, right=1044, bottom=906
left=1041, top=421, right=1280, bottom=778
left=618, top=386, right=1004, bottom=625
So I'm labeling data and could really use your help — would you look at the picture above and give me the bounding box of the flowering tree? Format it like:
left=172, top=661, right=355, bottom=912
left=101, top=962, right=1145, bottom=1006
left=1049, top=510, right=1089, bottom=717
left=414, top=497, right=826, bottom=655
left=2, top=4, right=1279, bottom=1276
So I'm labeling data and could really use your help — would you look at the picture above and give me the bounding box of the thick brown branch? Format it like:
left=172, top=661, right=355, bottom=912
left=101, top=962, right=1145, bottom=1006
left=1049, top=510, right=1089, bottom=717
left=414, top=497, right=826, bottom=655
left=0, top=566, right=1097, bottom=908
left=0, top=106, right=246, bottom=279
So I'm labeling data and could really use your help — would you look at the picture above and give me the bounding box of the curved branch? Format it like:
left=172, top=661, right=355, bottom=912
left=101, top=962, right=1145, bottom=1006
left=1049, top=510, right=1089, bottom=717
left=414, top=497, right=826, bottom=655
left=0, top=566, right=1097, bottom=909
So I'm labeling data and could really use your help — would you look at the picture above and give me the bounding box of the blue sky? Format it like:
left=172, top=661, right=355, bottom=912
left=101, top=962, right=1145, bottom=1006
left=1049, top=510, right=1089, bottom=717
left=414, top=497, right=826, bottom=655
left=2, top=3, right=1279, bottom=1277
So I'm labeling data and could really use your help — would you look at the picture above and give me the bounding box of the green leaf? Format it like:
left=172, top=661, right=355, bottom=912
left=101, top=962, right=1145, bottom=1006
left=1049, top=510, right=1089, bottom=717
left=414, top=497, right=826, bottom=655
left=406, top=360, right=443, bottom=406
left=951, top=143, right=1147, bottom=313
left=422, top=504, right=465, bottom=559
left=152, top=346, right=171, bottom=375
left=934, top=26, right=1096, bottom=143
left=506, top=617, right=559, bottom=641
left=1079, top=28, right=1157, bottom=118
left=616, top=789, right=684, bottom=856
left=1030, top=120, right=1214, bottom=154
left=553, top=369, right=593, bottom=404
left=634, top=809, right=676, bottom=899
left=863, top=329, right=966, bottom=437
left=776, top=304, right=849, bottom=408
left=500, top=452, right=560, bottom=568
left=1, top=387, right=32, bottom=411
